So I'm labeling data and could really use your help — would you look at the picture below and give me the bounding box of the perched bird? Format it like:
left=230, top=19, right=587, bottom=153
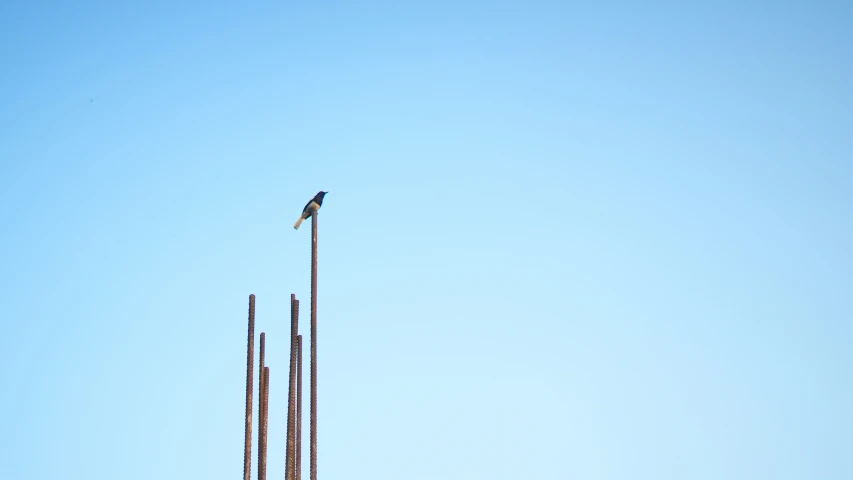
left=294, top=191, right=327, bottom=230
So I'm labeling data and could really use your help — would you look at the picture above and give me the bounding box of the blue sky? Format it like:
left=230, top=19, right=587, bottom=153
left=1, top=2, right=852, bottom=479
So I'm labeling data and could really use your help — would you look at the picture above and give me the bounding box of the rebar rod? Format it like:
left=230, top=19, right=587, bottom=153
left=310, top=211, right=318, bottom=480
left=286, top=296, right=299, bottom=480
left=243, top=295, right=255, bottom=480
left=261, top=367, right=270, bottom=480
left=296, top=334, right=303, bottom=480
left=257, top=333, right=266, bottom=480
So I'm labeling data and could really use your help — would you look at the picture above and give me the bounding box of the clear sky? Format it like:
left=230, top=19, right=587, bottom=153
left=1, top=2, right=852, bottom=479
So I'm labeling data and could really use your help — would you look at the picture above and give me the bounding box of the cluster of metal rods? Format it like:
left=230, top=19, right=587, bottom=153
left=242, top=211, right=319, bottom=480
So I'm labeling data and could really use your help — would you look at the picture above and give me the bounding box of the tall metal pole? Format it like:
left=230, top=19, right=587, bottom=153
left=296, top=334, right=303, bottom=480
left=287, top=296, right=299, bottom=480
left=243, top=295, right=256, bottom=480
left=257, top=333, right=266, bottom=480
left=310, top=210, right=318, bottom=480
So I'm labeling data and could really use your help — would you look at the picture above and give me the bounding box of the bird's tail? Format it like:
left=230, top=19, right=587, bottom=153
left=294, top=215, right=305, bottom=230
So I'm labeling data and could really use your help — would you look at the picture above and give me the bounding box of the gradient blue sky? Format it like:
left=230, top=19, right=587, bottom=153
left=1, top=2, right=852, bottom=479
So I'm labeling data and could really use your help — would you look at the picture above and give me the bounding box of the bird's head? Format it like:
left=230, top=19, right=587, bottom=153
left=317, top=191, right=327, bottom=199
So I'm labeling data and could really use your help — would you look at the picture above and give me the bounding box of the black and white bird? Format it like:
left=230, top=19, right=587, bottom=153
left=293, top=191, right=327, bottom=230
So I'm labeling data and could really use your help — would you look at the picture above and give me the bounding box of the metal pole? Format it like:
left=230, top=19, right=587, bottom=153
left=310, top=210, right=318, bottom=480
left=243, top=295, right=256, bottom=480
left=287, top=296, right=299, bottom=480
left=258, top=333, right=266, bottom=480
left=296, top=334, right=303, bottom=480
left=261, top=366, right=270, bottom=480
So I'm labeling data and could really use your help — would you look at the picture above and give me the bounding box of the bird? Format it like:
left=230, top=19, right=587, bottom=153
left=294, top=191, right=327, bottom=230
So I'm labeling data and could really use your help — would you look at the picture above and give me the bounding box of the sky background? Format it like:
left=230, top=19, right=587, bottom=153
left=1, top=2, right=852, bottom=479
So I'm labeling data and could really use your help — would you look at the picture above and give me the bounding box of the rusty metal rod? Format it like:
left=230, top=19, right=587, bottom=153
left=286, top=296, right=299, bottom=480
left=243, top=295, right=256, bottom=480
left=310, top=210, right=318, bottom=480
left=291, top=301, right=300, bottom=480
left=296, top=334, right=303, bottom=480
left=261, top=366, right=270, bottom=480
left=257, top=333, right=266, bottom=480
